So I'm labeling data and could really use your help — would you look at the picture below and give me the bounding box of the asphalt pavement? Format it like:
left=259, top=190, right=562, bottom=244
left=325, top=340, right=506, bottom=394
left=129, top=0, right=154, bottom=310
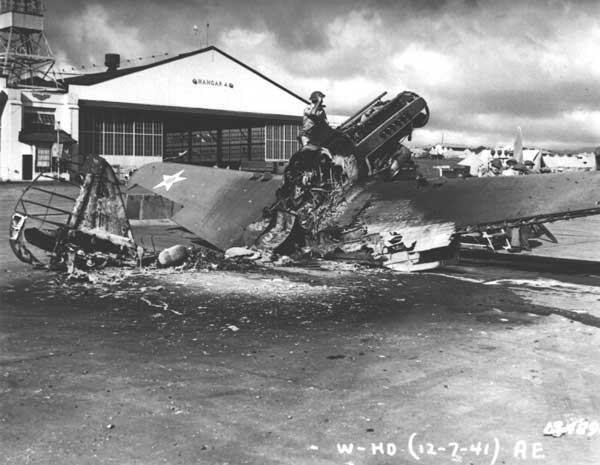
left=1, top=182, right=599, bottom=465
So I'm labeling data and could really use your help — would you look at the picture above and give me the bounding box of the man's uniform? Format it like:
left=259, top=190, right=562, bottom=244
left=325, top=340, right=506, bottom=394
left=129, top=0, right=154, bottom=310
left=300, top=91, right=329, bottom=146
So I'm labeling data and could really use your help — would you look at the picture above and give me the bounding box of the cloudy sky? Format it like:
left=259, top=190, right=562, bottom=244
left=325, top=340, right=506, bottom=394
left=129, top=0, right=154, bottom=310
left=46, top=0, right=599, bottom=149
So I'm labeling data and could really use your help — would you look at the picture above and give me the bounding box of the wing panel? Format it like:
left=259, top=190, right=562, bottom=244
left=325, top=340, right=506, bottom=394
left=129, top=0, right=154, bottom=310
left=363, top=172, right=600, bottom=231
left=129, top=163, right=281, bottom=250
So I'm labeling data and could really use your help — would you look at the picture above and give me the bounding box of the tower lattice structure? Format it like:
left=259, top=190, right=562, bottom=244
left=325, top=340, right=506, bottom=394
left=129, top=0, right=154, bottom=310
left=0, top=0, right=55, bottom=87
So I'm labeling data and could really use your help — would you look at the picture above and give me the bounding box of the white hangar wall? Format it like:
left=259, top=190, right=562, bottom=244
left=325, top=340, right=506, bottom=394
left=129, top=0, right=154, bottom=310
left=68, top=47, right=309, bottom=176
left=70, top=48, right=307, bottom=117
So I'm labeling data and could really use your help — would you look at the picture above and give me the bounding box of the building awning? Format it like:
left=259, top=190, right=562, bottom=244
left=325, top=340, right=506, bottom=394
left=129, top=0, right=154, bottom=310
left=78, top=100, right=302, bottom=123
left=19, top=129, right=77, bottom=145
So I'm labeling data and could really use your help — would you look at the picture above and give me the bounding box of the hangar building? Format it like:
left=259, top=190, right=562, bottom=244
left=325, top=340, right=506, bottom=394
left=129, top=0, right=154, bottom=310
left=0, top=46, right=313, bottom=181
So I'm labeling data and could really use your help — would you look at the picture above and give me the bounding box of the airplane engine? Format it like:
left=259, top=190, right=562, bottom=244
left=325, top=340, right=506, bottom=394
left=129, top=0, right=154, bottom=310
left=255, top=91, right=431, bottom=254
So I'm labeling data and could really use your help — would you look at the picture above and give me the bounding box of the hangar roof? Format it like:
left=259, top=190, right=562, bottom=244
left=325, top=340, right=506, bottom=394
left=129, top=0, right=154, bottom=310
left=64, top=46, right=309, bottom=105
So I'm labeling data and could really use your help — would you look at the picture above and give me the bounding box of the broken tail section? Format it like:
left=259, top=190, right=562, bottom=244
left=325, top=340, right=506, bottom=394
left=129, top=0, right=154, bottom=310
left=9, top=155, right=138, bottom=270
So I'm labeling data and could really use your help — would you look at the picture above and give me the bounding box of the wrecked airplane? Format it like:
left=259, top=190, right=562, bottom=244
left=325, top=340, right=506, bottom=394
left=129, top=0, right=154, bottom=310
left=9, top=91, right=600, bottom=272
left=128, top=91, right=600, bottom=271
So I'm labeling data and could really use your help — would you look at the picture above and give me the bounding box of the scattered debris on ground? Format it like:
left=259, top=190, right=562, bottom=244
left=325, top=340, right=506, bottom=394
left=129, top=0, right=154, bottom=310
left=158, top=244, right=188, bottom=267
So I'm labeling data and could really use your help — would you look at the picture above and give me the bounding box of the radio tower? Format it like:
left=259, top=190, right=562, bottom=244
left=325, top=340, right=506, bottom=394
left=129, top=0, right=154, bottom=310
left=0, top=0, right=55, bottom=87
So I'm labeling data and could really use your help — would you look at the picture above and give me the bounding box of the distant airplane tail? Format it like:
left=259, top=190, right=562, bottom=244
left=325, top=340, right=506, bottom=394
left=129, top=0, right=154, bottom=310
left=514, top=126, right=523, bottom=164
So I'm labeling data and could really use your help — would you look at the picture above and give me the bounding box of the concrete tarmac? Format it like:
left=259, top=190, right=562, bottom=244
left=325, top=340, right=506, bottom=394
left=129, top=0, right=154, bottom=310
left=1, top=182, right=599, bottom=465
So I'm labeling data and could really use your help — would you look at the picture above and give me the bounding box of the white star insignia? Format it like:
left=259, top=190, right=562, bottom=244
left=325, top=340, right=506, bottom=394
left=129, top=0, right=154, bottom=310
left=153, top=170, right=187, bottom=191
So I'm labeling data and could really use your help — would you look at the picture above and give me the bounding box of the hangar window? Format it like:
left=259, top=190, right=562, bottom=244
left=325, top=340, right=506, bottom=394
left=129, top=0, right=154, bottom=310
left=250, top=127, right=265, bottom=160
left=163, top=122, right=300, bottom=165
left=105, top=132, right=114, bottom=155
left=80, top=110, right=163, bottom=157
left=165, top=131, right=189, bottom=160
left=221, top=128, right=248, bottom=162
left=190, top=130, right=218, bottom=162
left=265, top=123, right=301, bottom=162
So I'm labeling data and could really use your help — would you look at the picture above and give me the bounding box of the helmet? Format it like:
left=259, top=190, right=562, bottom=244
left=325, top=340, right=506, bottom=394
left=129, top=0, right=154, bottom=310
left=309, top=90, right=325, bottom=102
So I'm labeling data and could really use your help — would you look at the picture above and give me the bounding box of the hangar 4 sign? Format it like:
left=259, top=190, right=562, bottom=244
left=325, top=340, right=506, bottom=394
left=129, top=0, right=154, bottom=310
left=192, top=78, right=235, bottom=88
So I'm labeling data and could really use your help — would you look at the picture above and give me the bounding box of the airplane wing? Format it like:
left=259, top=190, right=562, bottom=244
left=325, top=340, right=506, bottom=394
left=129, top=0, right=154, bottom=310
left=128, top=163, right=281, bottom=250
left=363, top=171, right=600, bottom=235
left=130, top=161, right=600, bottom=266
left=324, top=171, right=600, bottom=269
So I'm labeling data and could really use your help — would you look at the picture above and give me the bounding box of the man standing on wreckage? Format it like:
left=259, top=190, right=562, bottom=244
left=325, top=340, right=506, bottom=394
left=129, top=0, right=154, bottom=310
left=300, top=91, right=330, bottom=147
left=296, top=90, right=369, bottom=184
left=296, top=90, right=365, bottom=181
left=297, top=90, right=414, bottom=185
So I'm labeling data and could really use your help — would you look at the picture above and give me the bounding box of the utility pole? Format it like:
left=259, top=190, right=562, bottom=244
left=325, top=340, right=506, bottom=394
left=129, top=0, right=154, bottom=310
left=193, top=23, right=210, bottom=48
left=55, top=120, right=60, bottom=175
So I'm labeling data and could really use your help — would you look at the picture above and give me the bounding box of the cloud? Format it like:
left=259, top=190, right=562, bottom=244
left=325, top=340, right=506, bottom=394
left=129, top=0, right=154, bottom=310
left=45, top=0, right=600, bottom=149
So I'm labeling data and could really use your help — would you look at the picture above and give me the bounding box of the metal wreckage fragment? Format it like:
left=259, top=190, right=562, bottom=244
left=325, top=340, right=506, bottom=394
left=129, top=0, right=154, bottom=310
left=9, top=155, right=139, bottom=271
left=247, top=91, right=439, bottom=268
